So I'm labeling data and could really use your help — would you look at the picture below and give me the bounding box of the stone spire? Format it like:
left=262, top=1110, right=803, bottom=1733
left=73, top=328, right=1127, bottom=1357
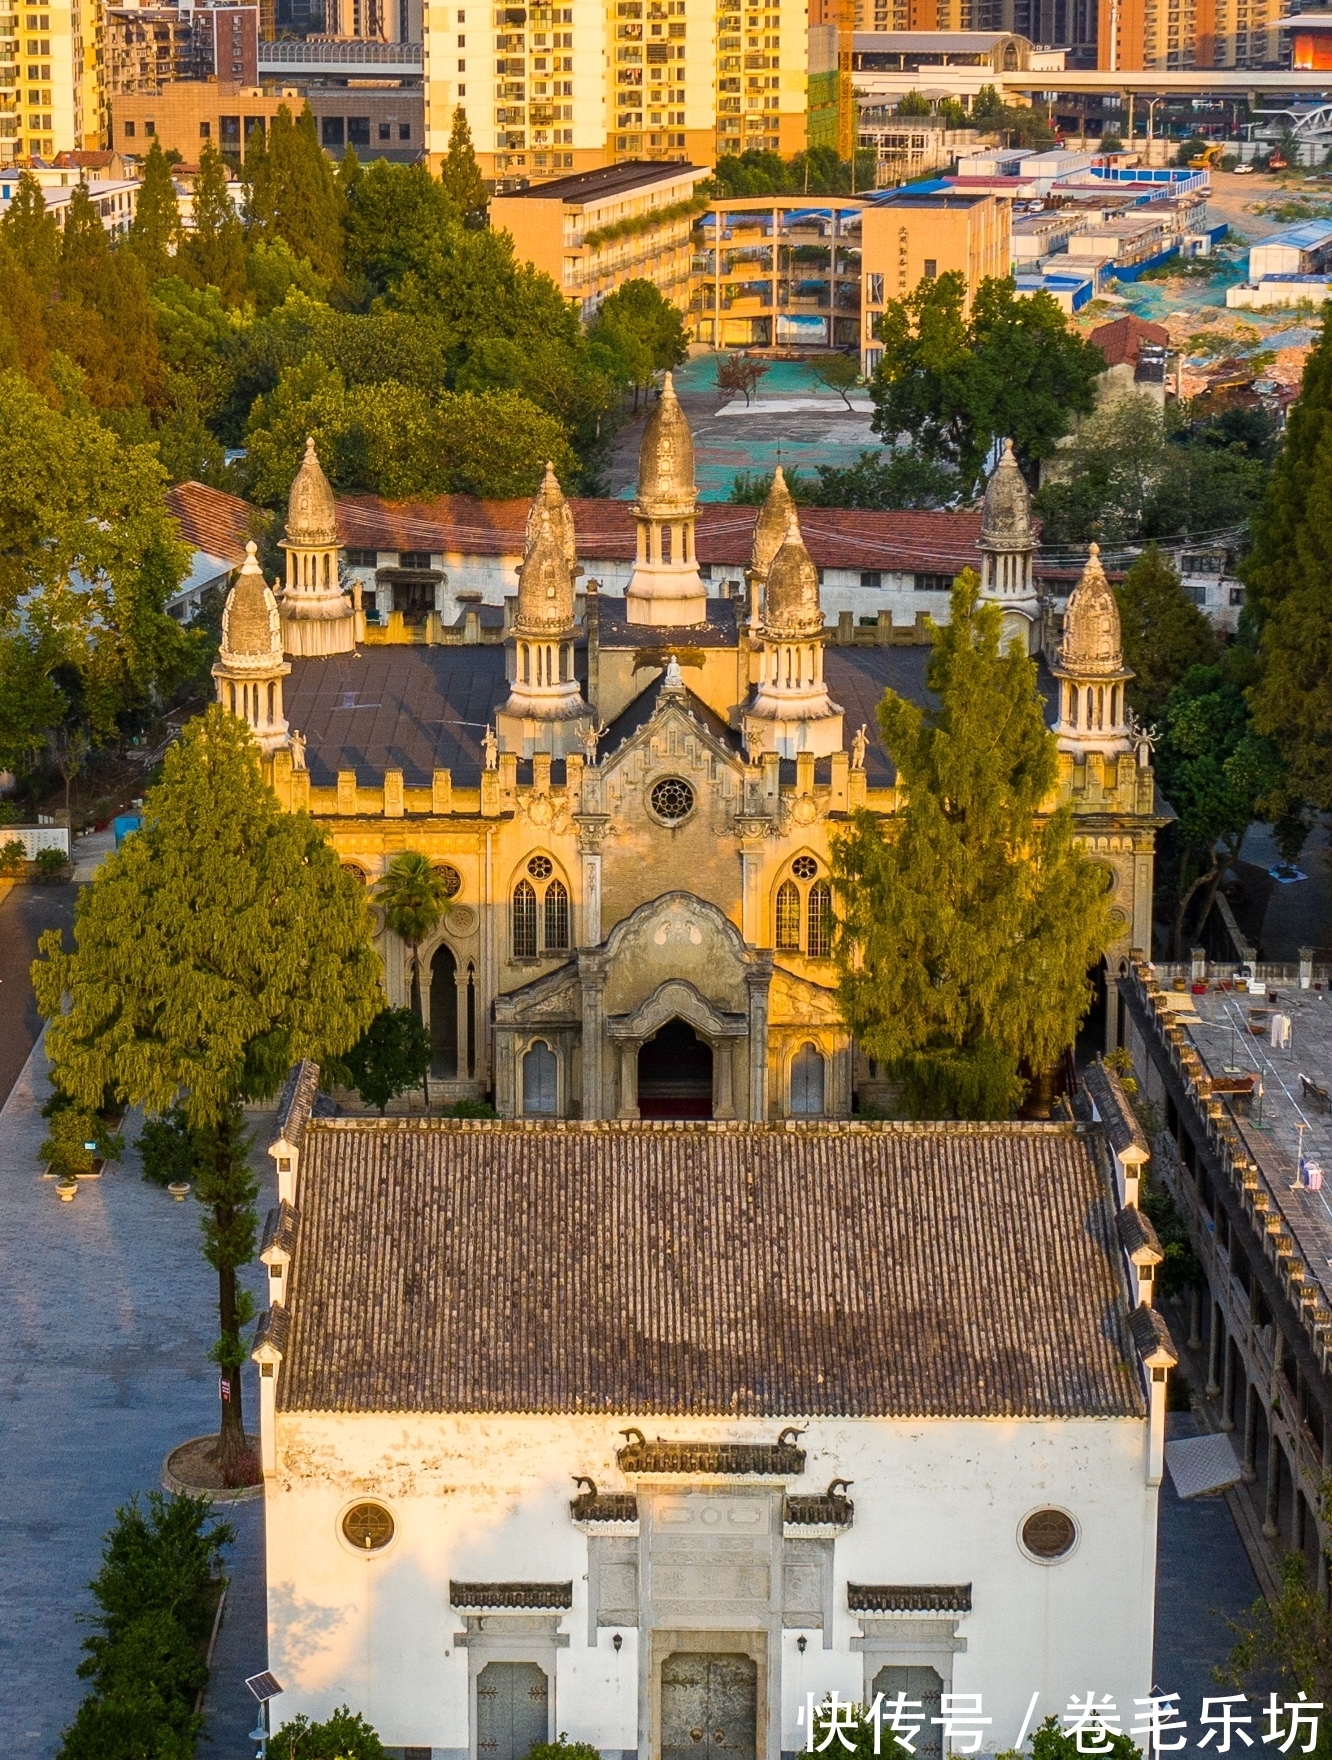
left=746, top=465, right=796, bottom=630
left=744, top=511, right=842, bottom=758
left=497, top=469, right=588, bottom=756
left=1052, top=543, right=1133, bottom=758
left=977, top=438, right=1040, bottom=654
left=213, top=540, right=291, bottom=754
left=625, top=372, right=707, bottom=627
left=278, top=437, right=357, bottom=657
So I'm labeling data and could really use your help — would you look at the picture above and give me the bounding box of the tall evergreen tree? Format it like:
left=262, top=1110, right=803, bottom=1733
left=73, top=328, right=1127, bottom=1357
left=0, top=167, right=60, bottom=288
left=180, top=141, right=247, bottom=303
left=440, top=105, right=488, bottom=223
left=32, top=708, right=381, bottom=1476
left=125, top=139, right=181, bottom=283
left=46, top=193, right=165, bottom=413
left=0, top=240, right=55, bottom=400
left=1243, top=315, right=1332, bottom=629
left=59, top=182, right=109, bottom=269
left=1114, top=545, right=1218, bottom=726
left=244, top=103, right=345, bottom=280
left=830, top=572, right=1112, bottom=1119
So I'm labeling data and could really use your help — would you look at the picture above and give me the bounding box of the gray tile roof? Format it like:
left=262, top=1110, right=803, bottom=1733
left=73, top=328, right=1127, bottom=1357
left=273, top=1118, right=1144, bottom=1420
left=848, top=1583, right=972, bottom=1613
left=616, top=1430, right=806, bottom=1475
left=260, top=1200, right=300, bottom=1259
left=1085, top=1061, right=1150, bottom=1162
left=274, top=1060, right=321, bottom=1152
left=1129, top=1304, right=1178, bottom=1367
left=1116, top=1205, right=1163, bottom=1264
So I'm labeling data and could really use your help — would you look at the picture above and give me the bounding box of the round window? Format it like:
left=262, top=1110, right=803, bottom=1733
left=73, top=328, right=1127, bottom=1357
left=342, top=1502, right=395, bottom=1551
left=1020, top=1508, right=1077, bottom=1561
left=650, top=777, right=695, bottom=826
left=528, top=855, right=553, bottom=880
left=435, top=863, right=463, bottom=898
left=792, top=855, right=819, bottom=881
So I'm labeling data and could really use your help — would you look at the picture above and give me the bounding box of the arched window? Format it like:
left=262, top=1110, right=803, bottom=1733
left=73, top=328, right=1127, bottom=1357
left=776, top=881, right=801, bottom=950
left=544, top=878, right=570, bottom=951
left=790, top=1042, right=826, bottom=1116
left=267, top=681, right=275, bottom=725
left=522, top=1041, right=558, bottom=1116
left=661, top=524, right=672, bottom=563
left=807, top=880, right=833, bottom=959
left=512, top=879, right=537, bottom=959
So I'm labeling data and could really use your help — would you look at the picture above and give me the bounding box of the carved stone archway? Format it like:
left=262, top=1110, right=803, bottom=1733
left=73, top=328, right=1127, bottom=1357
left=607, top=979, right=748, bottom=1121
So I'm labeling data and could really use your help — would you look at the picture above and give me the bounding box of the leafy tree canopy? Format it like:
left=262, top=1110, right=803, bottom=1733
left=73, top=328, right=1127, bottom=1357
left=1114, top=544, right=1219, bottom=725
left=869, top=272, right=1103, bottom=491
left=243, top=102, right=345, bottom=280
left=125, top=138, right=182, bottom=284
left=268, top=1707, right=387, bottom=1760
left=333, top=1005, right=432, bottom=1112
left=831, top=572, right=1112, bottom=1117
left=440, top=105, right=489, bottom=222
left=728, top=448, right=960, bottom=510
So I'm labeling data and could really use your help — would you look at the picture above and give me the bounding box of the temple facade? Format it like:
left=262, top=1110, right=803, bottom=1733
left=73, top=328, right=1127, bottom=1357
left=215, top=401, right=1165, bottom=1119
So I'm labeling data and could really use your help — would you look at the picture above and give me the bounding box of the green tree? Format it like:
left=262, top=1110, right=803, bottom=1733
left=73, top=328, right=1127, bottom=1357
left=587, top=277, right=688, bottom=390
left=727, top=449, right=960, bottom=510
left=126, top=139, right=182, bottom=283
left=0, top=167, right=60, bottom=287
left=344, top=157, right=458, bottom=292
left=243, top=103, right=345, bottom=281
left=870, top=272, right=1103, bottom=490
left=1155, top=662, right=1285, bottom=955
left=179, top=141, right=247, bottom=303
left=439, top=105, right=489, bottom=224
left=0, top=238, right=56, bottom=402
left=335, top=1005, right=432, bottom=1113
left=268, top=1707, right=387, bottom=1760
left=32, top=708, right=381, bottom=1474
left=1222, top=1553, right=1332, bottom=1758
left=43, top=187, right=166, bottom=415
left=830, top=573, right=1112, bottom=1118
left=811, top=351, right=863, bottom=410
left=376, top=851, right=451, bottom=1019
left=1114, top=545, right=1218, bottom=724
left=0, top=370, right=193, bottom=766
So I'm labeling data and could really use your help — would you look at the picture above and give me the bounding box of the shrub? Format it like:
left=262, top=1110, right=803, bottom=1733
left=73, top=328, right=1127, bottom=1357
left=268, top=1707, right=387, bottom=1760
left=35, top=845, right=68, bottom=874
left=0, top=837, right=25, bottom=874
left=137, top=1108, right=197, bottom=1187
left=529, top=1741, right=604, bottom=1760
left=441, top=1097, right=497, bottom=1118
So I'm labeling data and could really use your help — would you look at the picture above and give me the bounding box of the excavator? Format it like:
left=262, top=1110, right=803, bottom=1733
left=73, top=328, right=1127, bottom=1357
left=1188, top=142, right=1226, bottom=169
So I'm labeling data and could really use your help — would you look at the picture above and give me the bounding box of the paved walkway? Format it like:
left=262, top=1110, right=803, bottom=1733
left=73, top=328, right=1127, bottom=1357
left=0, top=1035, right=273, bottom=1757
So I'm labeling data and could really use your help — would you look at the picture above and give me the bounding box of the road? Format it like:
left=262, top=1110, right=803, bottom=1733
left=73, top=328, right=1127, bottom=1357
left=0, top=882, right=75, bottom=1108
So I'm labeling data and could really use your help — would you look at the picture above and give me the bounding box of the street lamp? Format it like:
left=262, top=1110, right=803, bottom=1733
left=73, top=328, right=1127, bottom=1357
left=245, top=1671, right=284, bottom=1759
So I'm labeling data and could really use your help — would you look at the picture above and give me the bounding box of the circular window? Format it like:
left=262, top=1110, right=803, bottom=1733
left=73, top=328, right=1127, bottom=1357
left=528, top=855, right=553, bottom=880
left=342, top=1502, right=395, bottom=1551
left=649, top=777, right=695, bottom=826
left=435, top=863, right=463, bottom=898
left=791, top=855, right=819, bottom=882
left=1020, top=1508, right=1077, bottom=1561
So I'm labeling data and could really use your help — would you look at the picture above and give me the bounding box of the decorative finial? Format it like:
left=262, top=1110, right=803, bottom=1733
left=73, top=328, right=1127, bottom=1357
left=1089, top=541, right=1100, bottom=559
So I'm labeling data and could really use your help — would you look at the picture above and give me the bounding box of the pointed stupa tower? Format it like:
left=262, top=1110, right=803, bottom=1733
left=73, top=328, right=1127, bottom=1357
left=1052, top=543, right=1133, bottom=759
left=744, top=510, right=843, bottom=758
left=213, top=540, right=291, bottom=754
left=625, top=372, right=707, bottom=627
left=278, top=437, right=357, bottom=657
left=978, top=439, right=1041, bottom=654
left=496, top=466, right=588, bottom=757
left=745, top=465, right=796, bottom=631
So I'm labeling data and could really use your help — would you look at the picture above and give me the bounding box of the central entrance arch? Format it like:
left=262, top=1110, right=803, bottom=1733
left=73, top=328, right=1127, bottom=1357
left=429, top=944, right=458, bottom=1078
left=638, top=1017, right=713, bottom=1119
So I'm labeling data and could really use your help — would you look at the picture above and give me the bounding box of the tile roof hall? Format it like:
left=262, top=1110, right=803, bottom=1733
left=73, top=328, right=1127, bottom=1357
left=276, top=1116, right=1145, bottom=1422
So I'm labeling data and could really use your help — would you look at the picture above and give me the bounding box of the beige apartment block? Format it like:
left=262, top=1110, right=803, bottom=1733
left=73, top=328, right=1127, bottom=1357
left=6, top=0, right=104, bottom=163
left=424, top=0, right=809, bottom=187
left=860, top=186, right=1008, bottom=365
left=491, top=157, right=708, bottom=316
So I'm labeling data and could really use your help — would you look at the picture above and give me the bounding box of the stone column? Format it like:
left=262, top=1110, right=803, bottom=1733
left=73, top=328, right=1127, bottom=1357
left=581, top=962, right=606, bottom=1121
left=1104, top=974, right=1121, bottom=1055
left=745, top=957, right=773, bottom=1121
left=1206, top=1301, right=1222, bottom=1397
left=714, top=1038, right=736, bottom=1119
left=577, top=818, right=609, bottom=948
left=1264, top=1430, right=1283, bottom=1539
left=739, top=837, right=764, bottom=946
left=454, top=967, right=470, bottom=1082
left=617, top=1041, right=640, bottom=1119
left=1188, top=1286, right=1202, bottom=1351
left=1221, top=1333, right=1236, bottom=1431
left=1242, top=1382, right=1258, bottom=1482
left=1320, top=1424, right=1331, bottom=1596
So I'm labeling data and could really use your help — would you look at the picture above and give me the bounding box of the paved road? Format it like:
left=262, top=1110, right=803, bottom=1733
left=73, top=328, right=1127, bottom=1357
left=0, top=883, right=75, bottom=1109
left=0, top=1036, right=273, bottom=1757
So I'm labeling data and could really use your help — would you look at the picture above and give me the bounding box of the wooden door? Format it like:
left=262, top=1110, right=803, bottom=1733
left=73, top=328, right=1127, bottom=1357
left=661, top=1652, right=758, bottom=1760
left=476, top=1660, right=548, bottom=1760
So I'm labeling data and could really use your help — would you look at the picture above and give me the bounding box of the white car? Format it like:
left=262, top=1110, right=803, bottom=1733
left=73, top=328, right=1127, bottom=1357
left=1233, top=162, right=1256, bottom=174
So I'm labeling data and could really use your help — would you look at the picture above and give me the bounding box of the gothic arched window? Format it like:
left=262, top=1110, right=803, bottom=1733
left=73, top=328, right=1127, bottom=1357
left=790, top=1042, right=826, bottom=1116
left=512, top=879, right=538, bottom=959
left=544, top=879, right=570, bottom=951
left=807, top=880, right=833, bottom=959
left=523, top=1041, right=558, bottom=1116
left=776, top=881, right=801, bottom=950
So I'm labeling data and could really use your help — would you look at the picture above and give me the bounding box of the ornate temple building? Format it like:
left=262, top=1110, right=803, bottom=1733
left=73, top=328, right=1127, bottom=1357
left=216, top=389, right=1165, bottom=1119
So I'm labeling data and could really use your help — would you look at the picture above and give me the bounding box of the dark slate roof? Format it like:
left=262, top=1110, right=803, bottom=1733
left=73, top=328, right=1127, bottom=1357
left=570, top=1486, right=639, bottom=1523
left=597, top=594, right=744, bottom=651
left=1130, top=1304, right=1178, bottom=1366
left=786, top=1487, right=855, bottom=1527
left=601, top=674, right=741, bottom=761
left=616, top=1431, right=806, bottom=1475
left=450, top=1582, right=573, bottom=1609
left=276, top=1118, right=1143, bottom=1420
left=1085, top=1061, right=1150, bottom=1162
left=849, top=1584, right=972, bottom=1614
left=275, top=1060, right=321, bottom=1152
left=1116, top=1205, right=1163, bottom=1264
left=283, top=646, right=512, bottom=787
left=254, top=1305, right=291, bottom=1356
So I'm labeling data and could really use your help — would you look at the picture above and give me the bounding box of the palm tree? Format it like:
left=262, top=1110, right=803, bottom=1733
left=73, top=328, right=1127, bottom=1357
left=376, top=852, right=451, bottom=1022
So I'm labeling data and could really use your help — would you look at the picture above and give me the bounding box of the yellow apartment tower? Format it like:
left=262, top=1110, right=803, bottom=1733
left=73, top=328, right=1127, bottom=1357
left=424, top=0, right=809, bottom=183
left=7, top=0, right=104, bottom=161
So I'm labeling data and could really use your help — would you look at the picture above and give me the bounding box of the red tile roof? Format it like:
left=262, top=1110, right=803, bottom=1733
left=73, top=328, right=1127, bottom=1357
left=166, top=481, right=259, bottom=566
left=1089, top=314, right=1170, bottom=370
left=335, top=493, right=993, bottom=577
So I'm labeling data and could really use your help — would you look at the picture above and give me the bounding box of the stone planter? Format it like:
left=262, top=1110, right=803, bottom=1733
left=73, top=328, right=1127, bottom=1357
left=56, top=1179, right=78, bottom=1202
left=167, top=1181, right=191, bottom=1202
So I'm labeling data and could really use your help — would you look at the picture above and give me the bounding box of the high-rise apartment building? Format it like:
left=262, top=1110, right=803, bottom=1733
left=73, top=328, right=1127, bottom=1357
left=1098, top=0, right=1286, bottom=68
left=7, top=0, right=104, bottom=163
left=424, top=0, right=809, bottom=185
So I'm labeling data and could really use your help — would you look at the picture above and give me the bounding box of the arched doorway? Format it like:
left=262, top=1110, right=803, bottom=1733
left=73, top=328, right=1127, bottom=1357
left=430, top=944, right=458, bottom=1078
left=638, top=1017, right=713, bottom=1119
